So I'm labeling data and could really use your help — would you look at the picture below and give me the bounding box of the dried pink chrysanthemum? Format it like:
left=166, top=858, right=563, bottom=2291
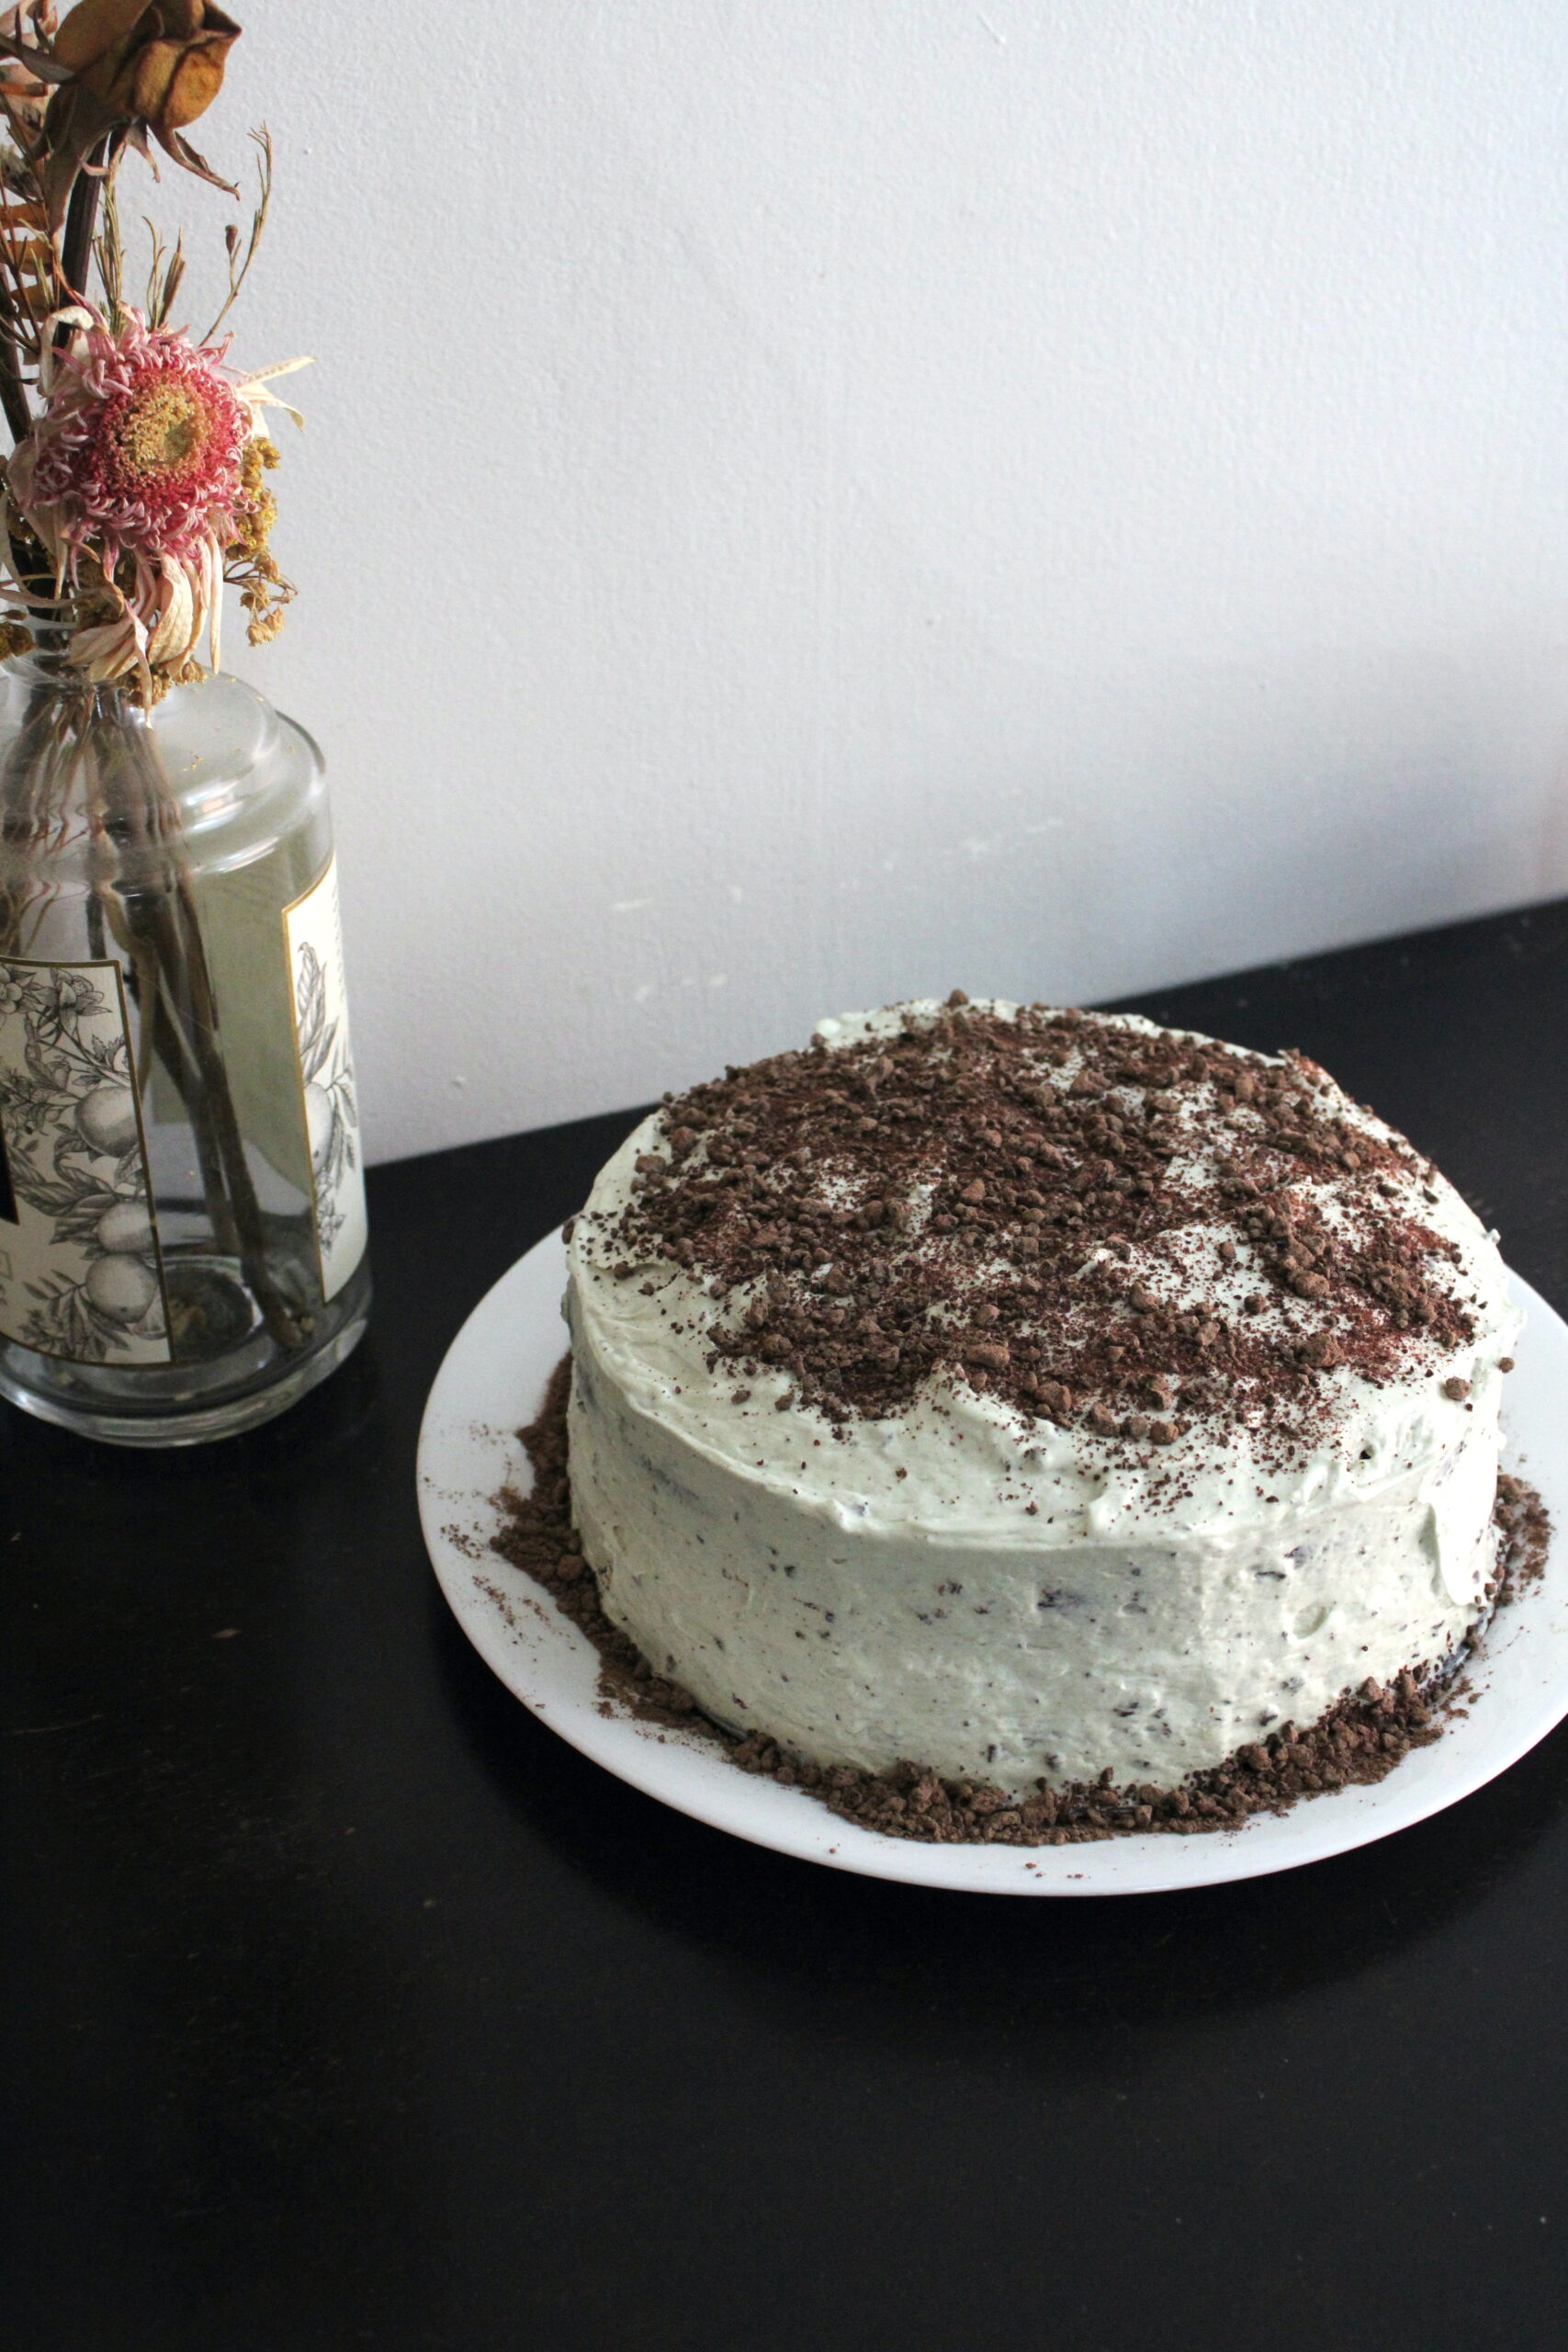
left=8, top=308, right=249, bottom=579
left=4, top=305, right=306, bottom=686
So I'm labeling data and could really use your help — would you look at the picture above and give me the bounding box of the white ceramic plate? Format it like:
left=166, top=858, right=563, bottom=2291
left=417, top=1232, right=1568, bottom=1895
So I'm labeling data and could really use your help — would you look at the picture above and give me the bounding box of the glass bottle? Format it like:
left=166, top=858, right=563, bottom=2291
left=0, top=648, right=369, bottom=1443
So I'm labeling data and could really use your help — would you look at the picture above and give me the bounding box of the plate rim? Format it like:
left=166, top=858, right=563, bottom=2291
left=416, top=1232, right=1568, bottom=1896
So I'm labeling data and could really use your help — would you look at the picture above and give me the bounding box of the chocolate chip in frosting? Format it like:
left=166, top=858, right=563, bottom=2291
left=490, top=1362, right=1554, bottom=1849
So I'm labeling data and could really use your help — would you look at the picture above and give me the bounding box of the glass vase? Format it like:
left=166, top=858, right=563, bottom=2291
left=0, top=650, right=370, bottom=1444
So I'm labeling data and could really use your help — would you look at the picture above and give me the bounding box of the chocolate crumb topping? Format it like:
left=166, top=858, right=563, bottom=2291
left=576, top=1001, right=1478, bottom=1466
left=491, top=1360, right=1550, bottom=1847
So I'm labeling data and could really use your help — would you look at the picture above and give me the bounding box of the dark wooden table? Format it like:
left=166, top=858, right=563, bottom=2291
left=7, top=903, right=1568, bottom=2352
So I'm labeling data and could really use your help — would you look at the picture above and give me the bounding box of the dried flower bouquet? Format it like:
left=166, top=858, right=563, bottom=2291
left=0, top=2, right=322, bottom=1373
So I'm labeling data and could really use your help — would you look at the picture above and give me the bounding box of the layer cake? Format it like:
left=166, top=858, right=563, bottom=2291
left=562, top=998, right=1520, bottom=1797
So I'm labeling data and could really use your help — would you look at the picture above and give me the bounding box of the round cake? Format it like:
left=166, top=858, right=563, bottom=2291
left=562, top=996, right=1520, bottom=1797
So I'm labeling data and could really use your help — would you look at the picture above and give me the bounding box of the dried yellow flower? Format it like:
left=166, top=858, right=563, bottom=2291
left=223, top=430, right=294, bottom=647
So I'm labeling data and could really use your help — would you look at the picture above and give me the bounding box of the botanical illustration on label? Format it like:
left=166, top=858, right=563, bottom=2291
left=0, top=958, right=172, bottom=1363
left=284, top=855, right=367, bottom=1302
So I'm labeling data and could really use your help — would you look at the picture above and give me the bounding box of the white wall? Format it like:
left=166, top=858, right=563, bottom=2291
left=198, top=0, right=1568, bottom=1161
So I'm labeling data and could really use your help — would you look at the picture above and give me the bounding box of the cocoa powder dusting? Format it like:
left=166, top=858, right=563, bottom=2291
left=490, top=1358, right=1550, bottom=1848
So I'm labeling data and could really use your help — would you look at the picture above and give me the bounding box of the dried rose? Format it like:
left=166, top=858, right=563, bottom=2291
left=51, top=0, right=238, bottom=143
left=19, top=0, right=242, bottom=228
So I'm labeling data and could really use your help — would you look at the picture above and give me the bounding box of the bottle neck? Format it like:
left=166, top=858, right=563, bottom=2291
left=3, top=642, right=152, bottom=725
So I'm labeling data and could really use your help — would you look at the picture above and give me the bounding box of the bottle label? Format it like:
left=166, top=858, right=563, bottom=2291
left=0, top=958, right=173, bottom=1363
left=283, top=855, right=367, bottom=1302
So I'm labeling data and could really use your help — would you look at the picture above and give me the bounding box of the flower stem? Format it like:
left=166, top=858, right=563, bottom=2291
left=0, top=671, right=73, bottom=950
left=148, top=985, right=242, bottom=1261
left=89, top=704, right=309, bottom=1351
left=57, top=141, right=106, bottom=313
left=86, top=816, right=237, bottom=1256
left=0, top=321, right=31, bottom=445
